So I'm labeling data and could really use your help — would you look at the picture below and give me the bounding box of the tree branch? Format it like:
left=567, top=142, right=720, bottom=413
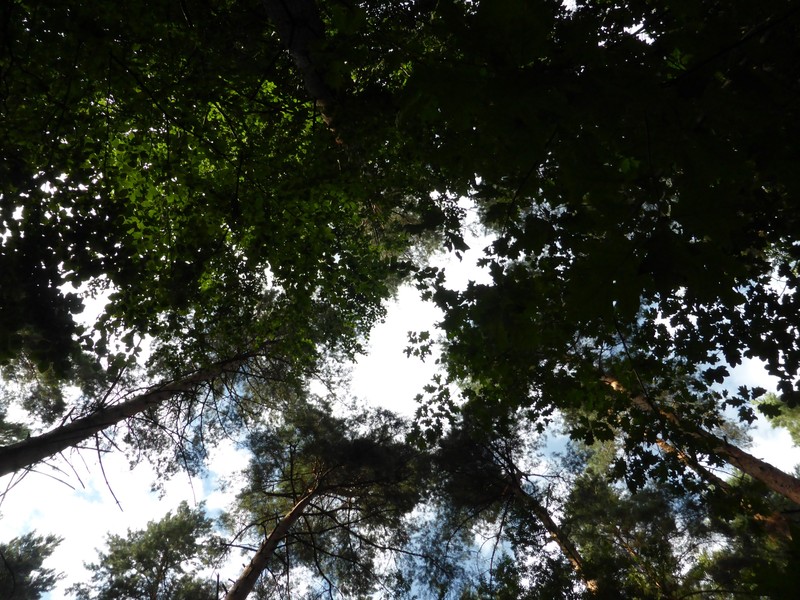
left=0, top=356, right=246, bottom=477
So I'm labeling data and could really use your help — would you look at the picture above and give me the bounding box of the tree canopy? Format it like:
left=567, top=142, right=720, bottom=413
left=2, top=0, right=800, bottom=597
left=68, top=501, right=222, bottom=600
left=222, top=397, right=422, bottom=599
left=0, top=531, right=62, bottom=599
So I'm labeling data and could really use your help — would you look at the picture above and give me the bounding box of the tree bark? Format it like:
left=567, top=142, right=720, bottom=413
left=653, top=438, right=731, bottom=493
left=648, top=433, right=794, bottom=541
left=509, top=478, right=599, bottom=594
left=602, top=376, right=800, bottom=506
left=0, top=359, right=242, bottom=478
left=225, top=488, right=319, bottom=600
left=262, top=0, right=336, bottom=124
left=713, top=436, right=800, bottom=504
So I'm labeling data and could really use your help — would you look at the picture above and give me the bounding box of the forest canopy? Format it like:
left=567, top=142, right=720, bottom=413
left=1, top=0, right=800, bottom=597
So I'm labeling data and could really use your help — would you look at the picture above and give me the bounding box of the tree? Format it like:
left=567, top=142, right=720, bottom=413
left=0, top=355, right=242, bottom=478
left=0, top=531, right=62, bottom=599
left=699, top=502, right=800, bottom=599
left=394, top=416, right=600, bottom=599
left=578, top=467, right=800, bottom=600
left=3, top=0, right=800, bottom=596
left=757, top=394, right=800, bottom=448
left=1, top=0, right=453, bottom=373
left=0, top=0, right=443, bottom=477
left=408, top=0, right=800, bottom=505
left=409, top=417, right=796, bottom=600
left=222, top=397, right=423, bottom=599
left=68, top=501, right=223, bottom=600
left=561, top=471, right=710, bottom=598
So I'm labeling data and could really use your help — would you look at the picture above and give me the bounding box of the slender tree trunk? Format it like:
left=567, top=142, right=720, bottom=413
left=509, top=478, right=599, bottom=594
left=0, top=359, right=241, bottom=477
left=262, top=0, right=336, bottom=124
left=225, top=489, right=319, bottom=600
left=654, top=436, right=793, bottom=539
left=653, top=438, right=731, bottom=492
left=602, top=376, right=800, bottom=506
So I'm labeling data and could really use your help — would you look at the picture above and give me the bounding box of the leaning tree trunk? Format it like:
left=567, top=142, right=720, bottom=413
left=225, top=487, right=320, bottom=600
left=654, top=435, right=793, bottom=540
left=0, top=358, right=242, bottom=477
left=509, top=477, right=599, bottom=594
left=652, top=437, right=732, bottom=492
left=603, top=376, right=800, bottom=506
left=714, top=436, right=800, bottom=505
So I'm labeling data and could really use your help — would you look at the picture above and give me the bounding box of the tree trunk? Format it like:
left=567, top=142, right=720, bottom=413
left=509, top=478, right=599, bottom=594
left=225, top=488, right=319, bottom=600
left=714, top=436, right=800, bottom=504
left=602, top=377, right=800, bottom=506
left=0, top=359, right=241, bottom=477
left=653, top=438, right=731, bottom=493
left=654, top=436, right=793, bottom=540
left=262, top=0, right=336, bottom=124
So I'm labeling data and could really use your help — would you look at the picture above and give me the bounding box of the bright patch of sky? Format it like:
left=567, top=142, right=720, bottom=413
left=727, top=358, right=800, bottom=473
left=0, top=439, right=248, bottom=598
left=351, top=200, right=493, bottom=415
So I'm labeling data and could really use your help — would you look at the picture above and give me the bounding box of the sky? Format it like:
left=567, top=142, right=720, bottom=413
left=2, top=210, right=800, bottom=597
